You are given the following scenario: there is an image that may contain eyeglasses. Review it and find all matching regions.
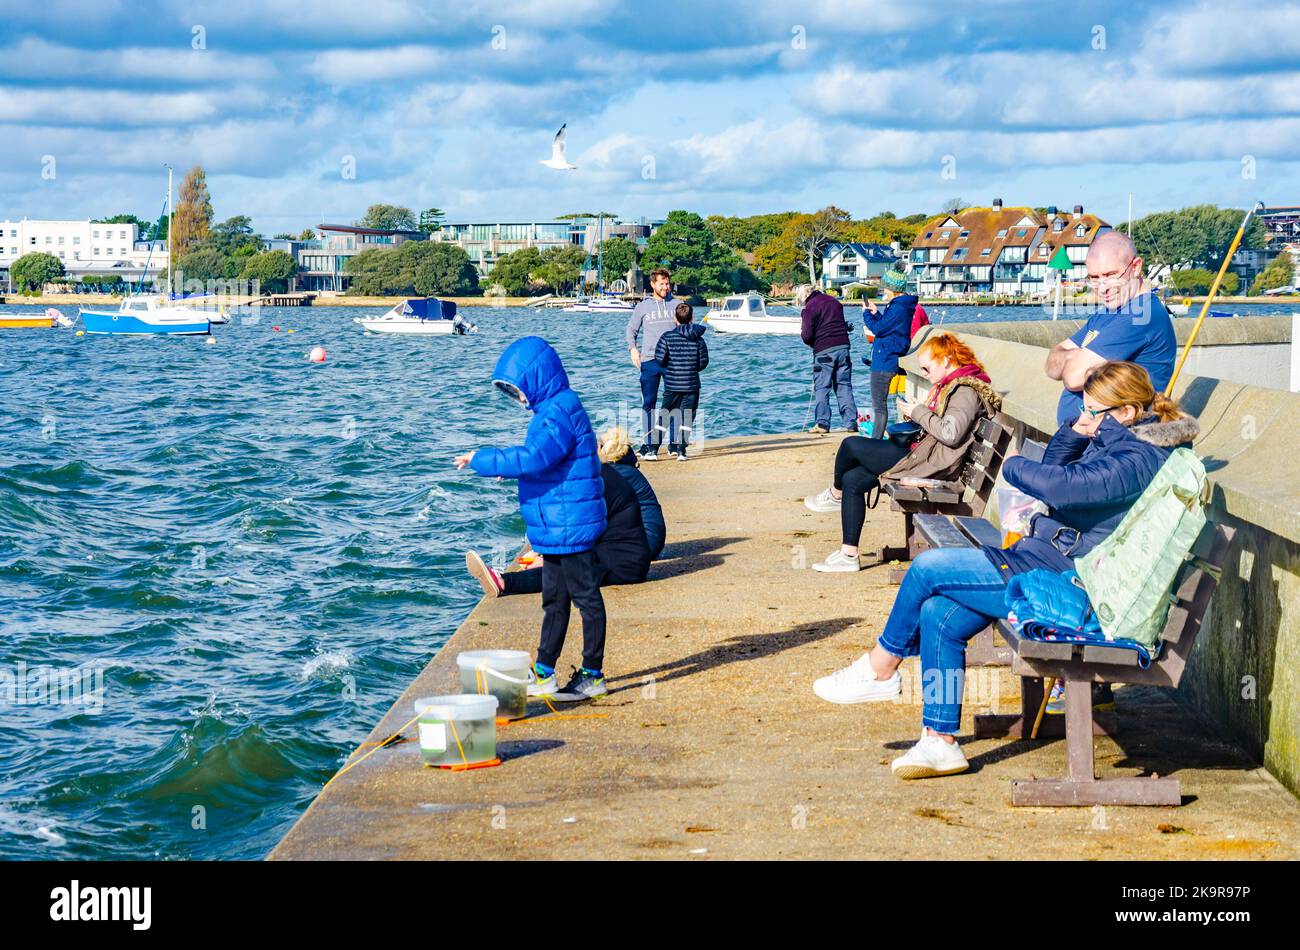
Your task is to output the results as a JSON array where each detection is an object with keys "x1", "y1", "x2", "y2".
[
  {"x1": 1086, "y1": 258, "x2": 1135, "y2": 287},
  {"x1": 1080, "y1": 405, "x2": 1116, "y2": 419}
]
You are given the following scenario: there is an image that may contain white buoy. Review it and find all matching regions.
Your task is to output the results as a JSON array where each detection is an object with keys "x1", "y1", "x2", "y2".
[{"x1": 308, "y1": 346, "x2": 326, "y2": 363}]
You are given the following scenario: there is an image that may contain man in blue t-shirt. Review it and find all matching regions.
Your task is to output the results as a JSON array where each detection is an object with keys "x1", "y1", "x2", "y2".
[{"x1": 1045, "y1": 231, "x2": 1177, "y2": 425}]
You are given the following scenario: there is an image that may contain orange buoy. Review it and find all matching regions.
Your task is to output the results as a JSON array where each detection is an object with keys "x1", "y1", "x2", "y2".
[{"x1": 308, "y1": 346, "x2": 327, "y2": 363}]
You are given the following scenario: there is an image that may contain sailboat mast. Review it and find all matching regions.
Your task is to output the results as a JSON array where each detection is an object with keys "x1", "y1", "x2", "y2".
[
  {"x1": 167, "y1": 164, "x2": 173, "y2": 297},
  {"x1": 597, "y1": 213, "x2": 604, "y2": 294}
]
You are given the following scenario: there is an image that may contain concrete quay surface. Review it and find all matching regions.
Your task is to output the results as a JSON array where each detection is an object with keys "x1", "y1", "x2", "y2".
[{"x1": 271, "y1": 432, "x2": 1300, "y2": 860}]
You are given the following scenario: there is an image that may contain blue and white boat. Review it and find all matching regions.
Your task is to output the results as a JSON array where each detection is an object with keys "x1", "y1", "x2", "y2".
[
  {"x1": 354, "y1": 298, "x2": 475, "y2": 335},
  {"x1": 77, "y1": 165, "x2": 228, "y2": 336},
  {"x1": 80, "y1": 295, "x2": 212, "y2": 335}
]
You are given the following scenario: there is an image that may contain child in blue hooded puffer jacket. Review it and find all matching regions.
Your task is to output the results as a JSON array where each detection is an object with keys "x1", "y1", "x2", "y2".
[{"x1": 454, "y1": 336, "x2": 610, "y2": 701}]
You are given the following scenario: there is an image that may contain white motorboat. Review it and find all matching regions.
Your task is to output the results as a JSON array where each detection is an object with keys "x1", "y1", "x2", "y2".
[
  {"x1": 704, "y1": 294, "x2": 801, "y2": 334},
  {"x1": 588, "y1": 295, "x2": 634, "y2": 313},
  {"x1": 561, "y1": 296, "x2": 592, "y2": 313},
  {"x1": 354, "y1": 298, "x2": 475, "y2": 335}
]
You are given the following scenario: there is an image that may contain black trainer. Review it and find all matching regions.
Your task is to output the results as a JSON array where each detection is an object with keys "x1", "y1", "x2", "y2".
[{"x1": 551, "y1": 667, "x2": 608, "y2": 703}]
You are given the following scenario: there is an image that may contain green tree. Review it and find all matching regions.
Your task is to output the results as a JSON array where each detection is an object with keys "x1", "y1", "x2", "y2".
[
  {"x1": 418, "y1": 208, "x2": 446, "y2": 233},
  {"x1": 1121, "y1": 205, "x2": 1267, "y2": 273},
  {"x1": 344, "y1": 240, "x2": 478, "y2": 295},
  {"x1": 239, "y1": 250, "x2": 298, "y2": 293},
  {"x1": 206, "y1": 215, "x2": 261, "y2": 256},
  {"x1": 487, "y1": 247, "x2": 545, "y2": 296},
  {"x1": 410, "y1": 242, "x2": 479, "y2": 296},
  {"x1": 706, "y1": 212, "x2": 796, "y2": 252},
  {"x1": 535, "y1": 245, "x2": 589, "y2": 293},
  {"x1": 596, "y1": 238, "x2": 637, "y2": 285},
  {"x1": 176, "y1": 246, "x2": 235, "y2": 283},
  {"x1": 357, "y1": 204, "x2": 417, "y2": 231},
  {"x1": 1249, "y1": 252, "x2": 1296, "y2": 295},
  {"x1": 642, "y1": 210, "x2": 757, "y2": 295},
  {"x1": 1167, "y1": 268, "x2": 1239, "y2": 296},
  {"x1": 11, "y1": 252, "x2": 64, "y2": 292}
]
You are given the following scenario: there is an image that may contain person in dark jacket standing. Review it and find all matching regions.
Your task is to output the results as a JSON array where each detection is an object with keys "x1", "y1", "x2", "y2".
[
  {"x1": 796, "y1": 283, "x2": 856, "y2": 434},
  {"x1": 466, "y1": 462, "x2": 652, "y2": 598},
  {"x1": 454, "y1": 336, "x2": 609, "y2": 703},
  {"x1": 861, "y1": 268, "x2": 917, "y2": 438},
  {"x1": 809, "y1": 361, "x2": 1198, "y2": 780},
  {"x1": 651, "y1": 302, "x2": 709, "y2": 460}
]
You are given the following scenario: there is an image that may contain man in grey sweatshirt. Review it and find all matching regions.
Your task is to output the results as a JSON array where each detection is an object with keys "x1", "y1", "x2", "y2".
[{"x1": 625, "y1": 268, "x2": 678, "y2": 458}]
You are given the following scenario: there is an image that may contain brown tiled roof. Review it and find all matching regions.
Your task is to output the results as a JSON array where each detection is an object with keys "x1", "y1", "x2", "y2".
[
  {"x1": 912, "y1": 206, "x2": 1044, "y2": 266},
  {"x1": 1039, "y1": 212, "x2": 1110, "y2": 250}
]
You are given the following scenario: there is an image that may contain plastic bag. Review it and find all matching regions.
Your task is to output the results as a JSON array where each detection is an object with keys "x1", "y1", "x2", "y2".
[{"x1": 997, "y1": 487, "x2": 1047, "y2": 535}]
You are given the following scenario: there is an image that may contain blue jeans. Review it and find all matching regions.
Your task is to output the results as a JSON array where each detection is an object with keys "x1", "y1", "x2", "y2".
[
  {"x1": 813, "y1": 345, "x2": 858, "y2": 430},
  {"x1": 877, "y1": 547, "x2": 1009, "y2": 734},
  {"x1": 638, "y1": 359, "x2": 666, "y2": 451}
]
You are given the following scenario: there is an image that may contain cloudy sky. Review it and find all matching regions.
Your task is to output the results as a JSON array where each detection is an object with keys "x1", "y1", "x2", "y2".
[{"x1": 1, "y1": 0, "x2": 1297, "y2": 233}]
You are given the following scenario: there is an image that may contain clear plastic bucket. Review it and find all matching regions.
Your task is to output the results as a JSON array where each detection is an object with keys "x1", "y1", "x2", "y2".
[
  {"x1": 413, "y1": 694, "x2": 499, "y2": 767},
  {"x1": 456, "y1": 649, "x2": 533, "y2": 721}
]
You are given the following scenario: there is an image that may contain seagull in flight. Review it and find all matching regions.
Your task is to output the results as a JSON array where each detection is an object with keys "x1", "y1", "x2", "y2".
[{"x1": 539, "y1": 124, "x2": 577, "y2": 170}]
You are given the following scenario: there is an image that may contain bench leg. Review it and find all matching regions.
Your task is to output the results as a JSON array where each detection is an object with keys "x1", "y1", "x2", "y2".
[
  {"x1": 1011, "y1": 678, "x2": 1179, "y2": 807},
  {"x1": 877, "y1": 512, "x2": 922, "y2": 584},
  {"x1": 973, "y1": 676, "x2": 1117, "y2": 739}
]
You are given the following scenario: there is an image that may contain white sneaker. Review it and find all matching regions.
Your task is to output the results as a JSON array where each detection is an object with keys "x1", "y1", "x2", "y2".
[
  {"x1": 804, "y1": 487, "x2": 841, "y2": 512},
  {"x1": 527, "y1": 669, "x2": 557, "y2": 697},
  {"x1": 811, "y1": 549, "x2": 861, "y2": 573},
  {"x1": 813, "y1": 654, "x2": 901, "y2": 704},
  {"x1": 891, "y1": 733, "x2": 969, "y2": 780}
]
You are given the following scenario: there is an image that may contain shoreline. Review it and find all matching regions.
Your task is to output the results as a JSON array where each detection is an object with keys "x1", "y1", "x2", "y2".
[{"x1": 6, "y1": 293, "x2": 1298, "y2": 310}]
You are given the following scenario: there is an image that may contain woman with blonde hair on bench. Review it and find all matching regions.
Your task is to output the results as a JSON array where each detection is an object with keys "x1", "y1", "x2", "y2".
[{"x1": 811, "y1": 360, "x2": 1199, "y2": 780}]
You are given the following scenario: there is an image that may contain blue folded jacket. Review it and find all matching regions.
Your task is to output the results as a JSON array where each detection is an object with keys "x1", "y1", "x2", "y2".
[{"x1": 1005, "y1": 568, "x2": 1156, "y2": 668}]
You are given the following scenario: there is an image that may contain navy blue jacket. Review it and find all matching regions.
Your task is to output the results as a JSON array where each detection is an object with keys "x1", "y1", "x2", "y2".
[
  {"x1": 471, "y1": 336, "x2": 606, "y2": 555},
  {"x1": 595, "y1": 464, "x2": 652, "y2": 584},
  {"x1": 863, "y1": 294, "x2": 916, "y2": 374},
  {"x1": 654, "y1": 323, "x2": 709, "y2": 393},
  {"x1": 611, "y1": 449, "x2": 666, "y2": 560},
  {"x1": 981, "y1": 412, "x2": 1199, "y2": 578}
]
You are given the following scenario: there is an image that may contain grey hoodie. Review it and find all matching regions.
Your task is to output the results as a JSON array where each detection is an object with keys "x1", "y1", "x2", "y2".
[{"x1": 626, "y1": 294, "x2": 677, "y2": 358}]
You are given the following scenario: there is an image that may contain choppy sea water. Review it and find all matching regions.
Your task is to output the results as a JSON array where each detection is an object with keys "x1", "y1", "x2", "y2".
[{"x1": 0, "y1": 300, "x2": 1295, "y2": 860}]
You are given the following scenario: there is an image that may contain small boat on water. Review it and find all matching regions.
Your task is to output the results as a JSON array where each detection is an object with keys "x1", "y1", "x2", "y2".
[
  {"x1": 353, "y1": 298, "x2": 475, "y2": 335},
  {"x1": 80, "y1": 295, "x2": 213, "y2": 335},
  {"x1": 704, "y1": 294, "x2": 801, "y2": 334},
  {"x1": 0, "y1": 308, "x2": 74, "y2": 330},
  {"x1": 562, "y1": 294, "x2": 634, "y2": 314}
]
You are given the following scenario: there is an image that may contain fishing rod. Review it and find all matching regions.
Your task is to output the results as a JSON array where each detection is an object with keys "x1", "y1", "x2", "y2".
[{"x1": 1164, "y1": 201, "x2": 1264, "y2": 396}]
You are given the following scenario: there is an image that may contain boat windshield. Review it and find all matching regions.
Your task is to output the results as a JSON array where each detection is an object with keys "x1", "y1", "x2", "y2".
[{"x1": 724, "y1": 298, "x2": 743, "y2": 311}]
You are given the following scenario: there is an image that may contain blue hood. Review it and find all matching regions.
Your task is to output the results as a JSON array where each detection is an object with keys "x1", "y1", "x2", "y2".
[{"x1": 492, "y1": 336, "x2": 569, "y2": 409}]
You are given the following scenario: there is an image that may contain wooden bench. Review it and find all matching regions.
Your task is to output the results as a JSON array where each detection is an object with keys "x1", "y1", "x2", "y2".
[
  {"x1": 974, "y1": 522, "x2": 1236, "y2": 806},
  {"x1": 876, "y1": 412, "x2": 1015, "y2": 583},
  {"x1": 904, "y1": 435, "x2": 1048, "y2": 667}
]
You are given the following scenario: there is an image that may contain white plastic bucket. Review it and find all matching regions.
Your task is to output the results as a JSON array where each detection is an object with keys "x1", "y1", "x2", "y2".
[
  {"x1": 413, "y1": 694, "x2": 499, "y2": 767},
  {"x1": 456, "y1": 649, "x2": 533, "y2": 721}
]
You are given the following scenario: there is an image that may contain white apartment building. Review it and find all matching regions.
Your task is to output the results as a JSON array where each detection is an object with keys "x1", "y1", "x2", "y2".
[{"x1": 0, "y1": 218, "x2": 169, "y2": 289}]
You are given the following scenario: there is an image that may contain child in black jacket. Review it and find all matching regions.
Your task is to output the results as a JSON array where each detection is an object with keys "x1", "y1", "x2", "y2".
[{"x1": 650, "y1": 302, "x2": 709, "y2": 460}]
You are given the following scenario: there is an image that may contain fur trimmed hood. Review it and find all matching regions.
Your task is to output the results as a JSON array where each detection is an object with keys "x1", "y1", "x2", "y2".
[
  {"x1": 1129, "y1": 411, "x2": 1200, "y2": 448},
  {"x1": 935, "y1": 375, "x2": 1003, "y2": 415}
]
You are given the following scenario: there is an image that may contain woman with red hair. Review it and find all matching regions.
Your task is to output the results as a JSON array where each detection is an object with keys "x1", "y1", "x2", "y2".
[{"x1": 804, "y1": 332, "x2": 1001, "y2": 573}]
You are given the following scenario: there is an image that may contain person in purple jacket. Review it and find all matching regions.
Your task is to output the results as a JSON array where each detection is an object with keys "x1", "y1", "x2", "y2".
[{"x1": 796, "y1": 284, "x2": 857, "y2": 434}]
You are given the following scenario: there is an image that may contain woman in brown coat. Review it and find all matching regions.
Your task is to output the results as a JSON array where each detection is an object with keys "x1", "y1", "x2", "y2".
[{"x1": 804, "y1": 333, "x2": 1001, "y2": 572}]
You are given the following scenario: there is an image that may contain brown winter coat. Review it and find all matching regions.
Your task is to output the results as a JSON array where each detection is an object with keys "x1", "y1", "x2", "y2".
[{"x1": 880, "y1": 376, "x2": 1003, "y2": 484}]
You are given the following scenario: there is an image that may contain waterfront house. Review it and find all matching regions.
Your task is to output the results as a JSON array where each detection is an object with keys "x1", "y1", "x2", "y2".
[
  {"x1": 820, "y1": 242, "x2": 898, "y2": 290},
  {"x1": 287, "y1": 223, "x2": 427, "y2": 292},
  {"x1": 431, "y1": 217, "x2": 661, "y2": 278},
  {"x1": 907, "y1": 199, "x2": 1110, "y2": 298},
  {"x1": 0, "y1": 218, "x2": 167, "y2": 292}
]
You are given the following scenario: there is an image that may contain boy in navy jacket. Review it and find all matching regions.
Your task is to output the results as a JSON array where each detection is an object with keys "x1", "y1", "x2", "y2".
[{"x1": 651, "y1": 303, "x2": 709, "y2": 460}]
